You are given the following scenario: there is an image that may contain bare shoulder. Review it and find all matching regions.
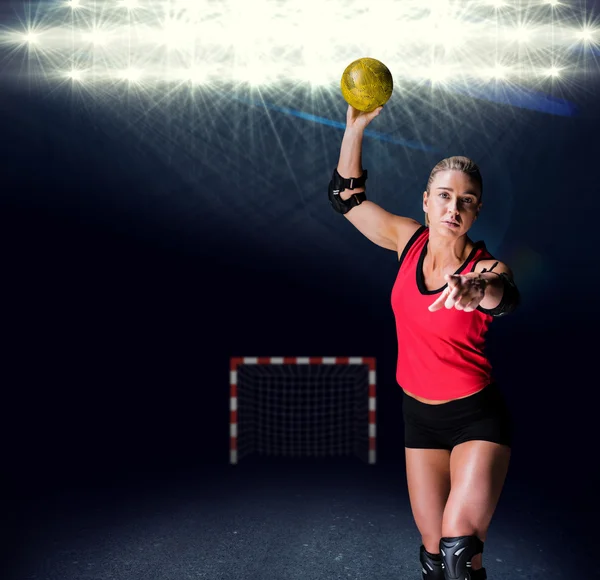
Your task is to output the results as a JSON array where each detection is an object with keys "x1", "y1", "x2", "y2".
[
  {"x1": 473, "y1": 258, "x2": 514, "y2": 278},
  {"x1": 391, "y1": 216, "x2": 423, "y2": 259}
]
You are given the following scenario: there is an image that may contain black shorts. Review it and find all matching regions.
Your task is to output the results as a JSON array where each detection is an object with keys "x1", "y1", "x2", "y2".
[{"x1": 403, "y1": 383, "x2": 513, "y2": 450}]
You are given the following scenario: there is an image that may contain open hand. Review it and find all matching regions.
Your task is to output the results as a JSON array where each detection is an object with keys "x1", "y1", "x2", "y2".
[
  {"x1": 346, "y1": 104, "x2": 383, "y2": 131},
  {"x1": 428, "y1": 273, "x2": 487, "y2": 313}
]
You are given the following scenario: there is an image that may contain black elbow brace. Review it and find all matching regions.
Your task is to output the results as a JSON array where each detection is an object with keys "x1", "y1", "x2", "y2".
[
  {"x1": 328, "y1": 168, "x2": 368, "y2": 214},
  {"x1": 478, "y1": 272, "x2": 520, "y2": 317}
]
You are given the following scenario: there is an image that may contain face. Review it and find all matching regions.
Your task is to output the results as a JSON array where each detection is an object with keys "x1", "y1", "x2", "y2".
[{"x1": 423, "y1": 170, "x2": 482, "y2": 235}]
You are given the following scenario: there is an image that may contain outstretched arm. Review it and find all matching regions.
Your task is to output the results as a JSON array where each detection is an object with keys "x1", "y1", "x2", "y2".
[{"x1": 428, "y1": 260, "x2": 520, "y2": 316}]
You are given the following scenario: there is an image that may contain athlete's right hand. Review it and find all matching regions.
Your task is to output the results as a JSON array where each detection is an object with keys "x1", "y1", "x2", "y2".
[{"x1": 346, "y1": 104, "x2": 384, "y2": 132}]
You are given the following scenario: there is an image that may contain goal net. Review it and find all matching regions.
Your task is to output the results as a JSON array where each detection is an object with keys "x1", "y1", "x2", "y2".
[{"x1": 230, "y1": 357, "x2": 376, "y2": 465}]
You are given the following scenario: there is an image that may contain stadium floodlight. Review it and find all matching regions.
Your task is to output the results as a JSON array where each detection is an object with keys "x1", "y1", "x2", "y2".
[
  {"x1": 230, "y1": 357, "x2": 376, "y2": 465},
  {"x1": 0, "y1": 0, "x2": 596, "y2": 93}
]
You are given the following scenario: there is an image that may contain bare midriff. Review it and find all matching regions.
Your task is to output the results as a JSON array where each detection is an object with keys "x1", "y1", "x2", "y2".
[{"x1": 403, "y1": 388, "x2": 484, "y2": 405}]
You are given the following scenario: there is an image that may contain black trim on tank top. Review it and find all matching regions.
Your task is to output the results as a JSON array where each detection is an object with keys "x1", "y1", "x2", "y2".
[
  {"x1": 469, "y1": 254, "x2": 496, "y2": 273},
  {"x1": 417, "y1": 239, "x2": 485, "y2": 295},
  {"x1": 398, "y1": 225, "x2": 427, "y2": 269}
]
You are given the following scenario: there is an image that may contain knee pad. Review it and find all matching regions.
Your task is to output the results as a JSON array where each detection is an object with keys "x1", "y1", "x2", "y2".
[
  {"x1": 439, "y1": 536, "x2": 486, "y2": 580},
  {"x1": 419, "y1": 545, "x2": 445, "y2": 580}
]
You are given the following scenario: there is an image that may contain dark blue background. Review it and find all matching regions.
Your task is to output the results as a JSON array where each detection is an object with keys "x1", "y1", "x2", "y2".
[{"x1": 2, "y1": 39, "x2": 599, "y2": 577}]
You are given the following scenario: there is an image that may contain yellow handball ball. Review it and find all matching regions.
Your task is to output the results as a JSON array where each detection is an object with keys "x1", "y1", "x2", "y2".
[{"x1": 340, "y1": 57, "x2": 394, "y2": 113}]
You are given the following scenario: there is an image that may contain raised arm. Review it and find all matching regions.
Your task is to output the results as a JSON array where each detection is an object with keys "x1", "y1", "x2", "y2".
[{"x1": 330, "y1": 105, "x2": 422, "y2": 256}]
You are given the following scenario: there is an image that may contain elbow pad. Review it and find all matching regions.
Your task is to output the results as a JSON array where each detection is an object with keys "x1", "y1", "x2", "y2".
[
  {"x1": 478, "y1": 272, "x2": 520, "y2": 317},
  {"x1": 328, "y1": 168, "x2": 368, "y2": 215}
]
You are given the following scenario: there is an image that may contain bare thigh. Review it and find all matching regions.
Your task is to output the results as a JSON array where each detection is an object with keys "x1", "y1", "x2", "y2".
[
  {"x1": 405, "y1": 447, "x2": 451, "y2": 553},
  {"x1": 443, "y1": 440, "x2": 511, "y2": 538}
]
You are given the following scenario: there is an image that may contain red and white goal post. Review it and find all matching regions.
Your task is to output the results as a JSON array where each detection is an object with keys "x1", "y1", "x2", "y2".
[{"x1": 229, "y1": 357, "x2": 376, "y2": 465}]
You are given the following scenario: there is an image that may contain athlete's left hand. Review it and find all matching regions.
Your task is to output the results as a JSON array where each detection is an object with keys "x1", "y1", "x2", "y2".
[{"x1": 428, "y1": 273, "x2": 487, "y2": 313}]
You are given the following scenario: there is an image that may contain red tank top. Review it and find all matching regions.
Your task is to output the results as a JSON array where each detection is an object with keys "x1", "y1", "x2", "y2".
[{"x1": 391, "y1": 226, "x2": 494, "y2": 400}]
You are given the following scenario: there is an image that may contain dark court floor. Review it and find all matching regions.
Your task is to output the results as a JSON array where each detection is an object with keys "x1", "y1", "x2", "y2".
[{"x1": 6, "y1": 458, "x2": 597, "y2": 580}]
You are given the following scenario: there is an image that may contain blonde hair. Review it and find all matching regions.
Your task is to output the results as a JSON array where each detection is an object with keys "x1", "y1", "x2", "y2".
[{"x1": 424, "y1": 156, "x2": 483, "y2": 226}]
